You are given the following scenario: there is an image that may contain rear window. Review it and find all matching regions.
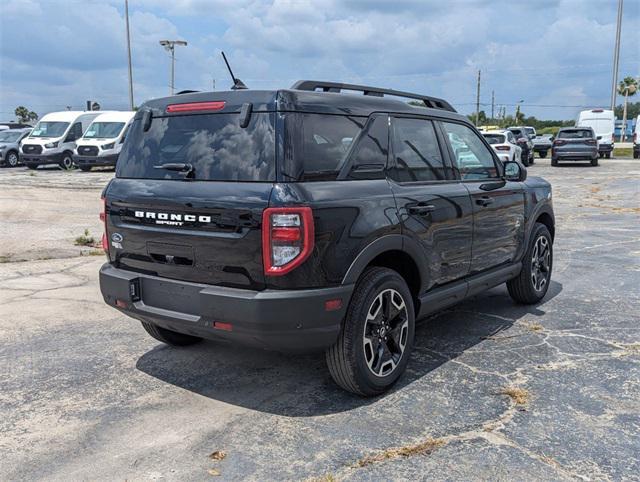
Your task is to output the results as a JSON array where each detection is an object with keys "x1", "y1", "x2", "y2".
[
  {"x1": 117, "y1": 113, "x2": 275, "y2": 181},
  {"x1": 483, "y1": 134, "x2": 505, "y2": 145},
  {"x1": 558, "y1": 129, "x2": 593, "y2": 139}
]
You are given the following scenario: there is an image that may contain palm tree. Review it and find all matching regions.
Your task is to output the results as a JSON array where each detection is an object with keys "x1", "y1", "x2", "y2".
[{"x1": 617, "y1": 76, "x2": 638, "y2": 142}]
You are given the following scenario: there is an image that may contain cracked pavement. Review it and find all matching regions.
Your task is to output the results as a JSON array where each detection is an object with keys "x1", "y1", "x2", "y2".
[{"x1": 1, "y1": 159, "x2": 638, "y2": 481}]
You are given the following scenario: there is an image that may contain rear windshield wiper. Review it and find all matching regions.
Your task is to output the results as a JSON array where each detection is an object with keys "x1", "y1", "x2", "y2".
[{"x1": 153, "y1": 163, "x2": 195, "y2": 179}]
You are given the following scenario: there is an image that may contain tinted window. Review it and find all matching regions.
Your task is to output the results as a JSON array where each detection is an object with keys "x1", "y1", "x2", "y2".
[
  {"x1": 483, "y1": 134, "x2": 505, "y2": 145},
  {"x1": 343, "y1": 115, "x2": 388, "y2": 180},
  {"x1": 117, "y1": 113, "x2": 275, "y2": 181},
  {"x1": 282, "y1": 114, "x2": 365, "y2": 181},
  {"x1": 65, "y1": 122, "x2": 83, "y2": 142},
  {"x1": 524, "y1": 127, "x2": 535, "y2": 137},
  {"x1": 390, "y1": 117, "x2": 448, "y2": 182},
  {"x1": 441, "y1": 122, "x2": 499, "y2": 180},
  {"x1": 558, "y1": 129, "x2": 593, "y2": 139}
]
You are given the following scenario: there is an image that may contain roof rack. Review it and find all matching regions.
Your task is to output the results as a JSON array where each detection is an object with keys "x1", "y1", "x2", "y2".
[{"x1": 291, "y1": 80, "x2": 456, "y2": 113}]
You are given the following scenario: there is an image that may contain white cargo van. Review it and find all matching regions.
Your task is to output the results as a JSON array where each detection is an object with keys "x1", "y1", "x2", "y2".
[
  {"x1": 20, "y1": 111, "x2": 101, "y2": 169},
  {"x1": 634, "y1": 115, "x2": 639, "y2": 159},
  {"x1": 576, "y1": 109, "x2": 615, "y2": 158},
  {"x1": 73, "y1": 111, "x2": 135, "y2": 171}
]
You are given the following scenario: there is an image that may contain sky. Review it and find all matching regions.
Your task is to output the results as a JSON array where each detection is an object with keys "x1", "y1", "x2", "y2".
[{"x1": 0, "y1": 0, "x2": 638, "y2": 121}]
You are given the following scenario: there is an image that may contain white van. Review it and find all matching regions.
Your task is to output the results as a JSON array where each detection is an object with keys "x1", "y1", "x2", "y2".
[
  {"x1": 576, "y1": 109, "x2": 615, "y2": 158},
  {"x1": 73, "y1": 111, "x2": 135, "y2": 171},
  {"x1": 634, "y1": 115, "x2": 639, "y2": 159},
  {"x1": 20, "y1": 111, "x2": 101, "y2": 169}
]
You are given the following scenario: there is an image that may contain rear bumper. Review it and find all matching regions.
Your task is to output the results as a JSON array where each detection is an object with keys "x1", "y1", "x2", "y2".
[
  {"x1": 552, "y1": 149, "x2": 598, "y2": 160},
  {"x1": 74, "y1": 153, "x2": 118, "y2": 167},
  {"x1": 598, "y1": 143, "x2": 613, "y2": 154},
  {"x1": 21, "y1": 151, "x2": 63, "y2": 165},
  {"x1": 99, "y1": 263, "x2": 353, "y2": 353}
]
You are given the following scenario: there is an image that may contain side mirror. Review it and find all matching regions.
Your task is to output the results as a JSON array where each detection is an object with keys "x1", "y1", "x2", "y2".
[
  {"x1": 504, "y1": 160, "x2": 527, "y2": 182},
  {"x1": 550, "y1": 136, "x2": 555, "y2": 142},
  {"x1": 596, "y1": 136, "x2": 602, "y2": 140}
]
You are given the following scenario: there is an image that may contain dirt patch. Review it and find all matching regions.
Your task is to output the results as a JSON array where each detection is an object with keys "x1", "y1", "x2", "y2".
[
  {"x1": 498, "y1": 386, "x2": 530, "y2": 406},
  {"x1": 353, "y1": 437, "x2": 446, "y2": 468}
]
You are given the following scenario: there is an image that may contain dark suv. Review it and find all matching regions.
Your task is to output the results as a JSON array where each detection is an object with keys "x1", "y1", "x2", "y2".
[{"x1": 99, "y1": 81, "x2": 555, "y2": 396}]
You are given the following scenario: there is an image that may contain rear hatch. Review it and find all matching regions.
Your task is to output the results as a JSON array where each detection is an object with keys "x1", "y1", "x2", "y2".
[
  {"x1": 556, "y1": 129, "x2": 596, "y2": 150},
  {"x1": 105, "y1": 93, "x2": 277, "y2": 289}
]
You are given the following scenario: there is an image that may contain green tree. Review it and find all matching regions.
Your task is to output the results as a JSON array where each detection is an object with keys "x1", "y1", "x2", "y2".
[
  {"x1": 615, "y1": 101, "x2": 640, "y2": 120},
  {"x1": 617, "y1": 76, "x2": 638, "y2": 141},
  {"x1": 14, "y1": 106, "x2": 38, "y2": 124}
]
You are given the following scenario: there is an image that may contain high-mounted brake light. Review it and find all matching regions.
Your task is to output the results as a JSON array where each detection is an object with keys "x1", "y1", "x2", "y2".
[
  {"x1": 100, "y1": 196, "x2": 109, "y2": 254},
  {"x1": 262, "y1": 207, "x2": 314, "y2": 276},
  {"x1": 591, "y1": 109, "x2": 604, "y2": 113},
  {"x1": 166, "y1": 101, "x2": 226, "y2": 113}
]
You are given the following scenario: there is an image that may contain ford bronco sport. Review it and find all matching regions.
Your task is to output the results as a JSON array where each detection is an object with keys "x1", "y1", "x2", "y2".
[{"x1": 99, "y1": 81, "x2": 555, "y2": 396}]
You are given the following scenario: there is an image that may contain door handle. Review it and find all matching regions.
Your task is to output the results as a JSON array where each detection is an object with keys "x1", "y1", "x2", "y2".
[
  {"x1": 408, "y1": 204, "x2": 436, "y2": 215},
  {"x1": 476, "y1": 196, "x2": 494, "y2": 207}
]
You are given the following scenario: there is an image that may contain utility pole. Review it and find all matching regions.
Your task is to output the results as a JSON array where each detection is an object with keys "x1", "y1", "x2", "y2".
[
  {"x1": 491, "y1": 90, "x2": 495, "y2": 121},
  {"x1": 159, "y1": 40, "x2": 188, "y2": 95},
  {"x1": 475, "y1": 69, "x2": 481, "y2": 126},
  {"x1": 125, "y1": 0, "x2": 134, "y2": 110},
  {"x1": 610, "y1": 0, "x2": 623, "y2": 111}
]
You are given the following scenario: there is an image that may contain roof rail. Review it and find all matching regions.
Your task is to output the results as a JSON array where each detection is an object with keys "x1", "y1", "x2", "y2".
[{"x1": 291, "y1": 80, "x2": 456, "y2": 112}]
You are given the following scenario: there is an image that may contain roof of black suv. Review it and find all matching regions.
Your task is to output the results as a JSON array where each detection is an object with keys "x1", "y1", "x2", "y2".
[{"x1": 140, "y1": 80, "x2": 466, "y2": 121}]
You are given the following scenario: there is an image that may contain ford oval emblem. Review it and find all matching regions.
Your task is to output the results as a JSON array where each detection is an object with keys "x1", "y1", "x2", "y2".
[{"x1": 111, "y1": 233, "x2": 123, "y2": 243}]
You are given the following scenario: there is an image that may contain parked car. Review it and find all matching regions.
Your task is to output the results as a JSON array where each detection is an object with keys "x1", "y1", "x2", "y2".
[
  {"x1": 0, "y1": 122, "x2": 32, "y2": 131},
  {"x1": 74, "y1": 111, "x2": 135, "y2": 171},
  {"x1": 633, "y1": 115, "x2": 639, "y2": 159},
  {"x1": 577, "y1": 109, "x2": 615, "y2": 158},
  {"x1": 533, "y1": 134, "x2": 553, "y2": 158},
  {"x1": 482, "y1": 130, "x2": 522, "y2": 163},
  {"x1": 20, "y1": 111, "x2": 101, "y2": 170},
  {"x1": 99, "y1": 80, "x2": 555, "y2": 396},
  {"x1": 0, "y1": 128, "x2": 32, "y2": 167},
  {"x1": 522, "y1": 126, "x2": 537, "y2": 139},
  {"x1": 551, "y1": 127, "x2": 599, "y2": 166},
  {"x1": 507, "y1": 127, "x2": 534, "y2": 165}
]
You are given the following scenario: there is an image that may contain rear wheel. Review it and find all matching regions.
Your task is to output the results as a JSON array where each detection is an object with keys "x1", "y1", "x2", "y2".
[
  {"x1": 59, "y1": 152, "x2": 74, "y2": 170},
  {"x1": 591, "y1": 158, "x2": 599, "y2": 166},
  {"x1": 507, "y1": 223, "x2": 552, "y2": 304},
  {"x1": 605, "y1": 152, "x2": 611, "y2": 159},
  {"x1": 79, "y1": 165, "x2": 92, "y2": 172},
  {"x1": 634, "y1": 151, "x2": 639, "y2": 159},
  {"x1": 539, "y1": 151, "x2": 547, "y2": 159},
  {"x1": 326, "y1": 267, "x2": 415, "y2": 396},
  {"x1": 6, "y1": 151, "x2": 19, "y2": 167},
  {"x1": 551, "y1": 157, "x2": 558, "y2": 166},
  {"x1": 141, "y1": 321, "x2": 202, "y2": 346}
]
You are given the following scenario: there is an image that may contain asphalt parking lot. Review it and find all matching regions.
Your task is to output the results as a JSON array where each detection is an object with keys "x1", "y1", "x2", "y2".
[{"x1": 1, "y1": 159, "x2": 639, "y2": 481}]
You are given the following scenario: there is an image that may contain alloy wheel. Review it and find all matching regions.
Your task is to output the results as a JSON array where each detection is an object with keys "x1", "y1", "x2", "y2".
[
  {"x1": 362, "y1": 288, "x2": 409, "y2": 377},
  {"x1": 531, "y1": 236, "x2": 551, "y2": 292},
  {"x1": 8, "y1": 152, "x2": 19, "y2": 167}
]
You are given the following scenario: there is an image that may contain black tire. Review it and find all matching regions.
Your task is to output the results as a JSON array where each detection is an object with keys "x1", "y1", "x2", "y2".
[
  {"x1": 26, "y1": 163, "x2": 39, "y2": 170},
  {"x1": 79, "y1": 165, "x2": 92, "y2": 172},
  {"x1": 551, "y1": 158, "x2": 558, "y2": 166},
  {"x1": 599, "y1": 152, "x2": 604, "y2": 159},
  {"x1": 591, "y1": 158, "x2": 598, "y2": 166},
  {"x1": 539, "y1": 151, "x2": 547, "y2": 159},
  {"x1": 605, "y1": 152, "x2": 611, "y2": 159},
  {"x1": 326, "y1": 267, "x2": 415, "y2": 397},
  {"x1": 5, "y1": 150, "x2": 20, "y2": 167},
  {"x1": 59, "y1": 152, "x2": 74, "y2": 170},
  {"x1": 634, "y1": 151, "x2": 639, "y2": 159},
  {"x1": 507, "y1": 223, "x2": 553, "y2": 304},
  {"x1": 141, "y1": 321, "x2": 202, "y2": 346}
]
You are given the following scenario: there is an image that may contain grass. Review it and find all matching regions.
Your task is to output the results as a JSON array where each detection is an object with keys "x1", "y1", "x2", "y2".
[
  {"x1": 499, "y1": 386, "x2": 530, "y2": 406},
  {"x1": 0, "y1": 255, "x2": 10, "y2": 263},
  {"x1": 613, "y1": 147, "x2": 633, "y2": 158},
  {"x1": 74, "y1": 229, "x2": 96, "y2": 247},
  {"x1": 353, "y1": 438, "x2": 446, "y2": 468}
]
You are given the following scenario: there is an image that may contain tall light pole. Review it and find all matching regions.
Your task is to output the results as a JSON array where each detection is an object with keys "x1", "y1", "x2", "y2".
[
  {"x1": 159, "y1": 40, "x2": 187, "y2": 95},
  {"x1": 610, "y1": 0, "x2": 623, "y2": 111},
  {"x1": 514, "y1": 100, "x2": 524, "y2": 126},
  {"x1": 125, "y1": 0, "x2": 134, "y2": 110}
]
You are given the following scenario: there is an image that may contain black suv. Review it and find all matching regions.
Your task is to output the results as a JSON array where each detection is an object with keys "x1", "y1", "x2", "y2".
[{"x1": 99, "y1": 81, "x2": 555, "y2": 396}]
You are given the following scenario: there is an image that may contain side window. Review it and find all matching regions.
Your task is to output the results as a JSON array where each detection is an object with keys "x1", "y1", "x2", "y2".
[
  {"x1": 390, "y1": 117, "x2": 449, "y2": 182},
  {"x1": 120, "y1": 124, "x2": 130, "y2": 144},
  {"x1": 441, "y1": 122, "x2": 499, "y2": 180},
  {"x1": 344, "y1": 115, "x2": 388, "y2": 180},
  {"x1": 65, "y1": 122, "x2": 83, "y2": 142}
]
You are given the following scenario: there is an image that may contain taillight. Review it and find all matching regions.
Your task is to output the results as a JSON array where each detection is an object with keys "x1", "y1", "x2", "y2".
[
  {"x1": 585, "y1": 139, "x2": 596, "y2": 145},
  {"x1": 166, "y1": 101, "x2": 225, "y2": 113},
  {"x1": 100, "y1": 196, "x2": 109, "y2": 254},
  {"x1": 634, "y1": 133, "x2": 637, "y2": 143},
  {"x1": 262, "y1": 207, "x2": 314, "y2": 276},
  {"x1": 553, "y1": 140, "x2": 566, "y2": 146},
  {"x1": 495, "y1": 145, "x2": 510, "y2": 151}
]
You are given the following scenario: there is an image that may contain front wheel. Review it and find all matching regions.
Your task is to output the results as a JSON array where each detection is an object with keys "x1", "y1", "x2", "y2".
[
  {"x1": 539, "y1": 151, "x2": 547, "y2": 159},
  {"x1": 551, "y1": 158, "x2": 558, "y2": 166},
  {"x1": 59, "y1": 152, "x2": 74, "y2": 170},
  {"x1": 507, "y1": 223, "x2": 553, "y2": 304},
  {"x1": 591, "y1": 158, "x2": 599, "y2": 166},
  {"x1": 6, "y1": 151, "x2": 20, "y2": 167},
  {"x1": 326, "y1": 267, "x2": 415, "y2": 396}
]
